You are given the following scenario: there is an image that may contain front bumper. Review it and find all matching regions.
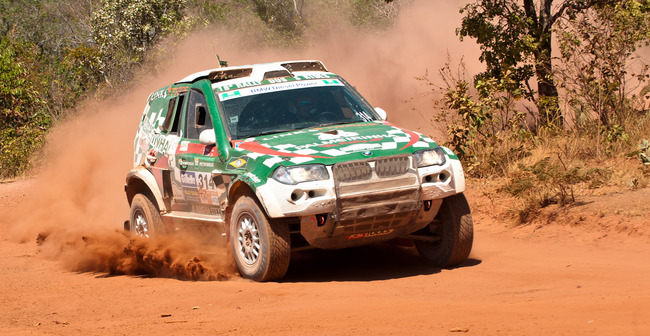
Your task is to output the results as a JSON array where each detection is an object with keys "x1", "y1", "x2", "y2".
[{"x1": 255, "y1": 151, "x2": 465, "y2": 249}]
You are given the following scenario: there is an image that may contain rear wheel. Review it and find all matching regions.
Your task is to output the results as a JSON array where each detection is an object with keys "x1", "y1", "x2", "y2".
[
  {"x1": 229, "y1": 196, "x2": 290, "y2": 281},
  {"x1": 415, "y1": 193, "x2": 473, "y2": 267},
  {"x1": 129, "y1": 194, "x2": 165, "y2": 238}
]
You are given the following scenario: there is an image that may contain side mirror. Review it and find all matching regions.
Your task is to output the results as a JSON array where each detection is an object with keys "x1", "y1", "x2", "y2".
[
  {"x1": 374, "y1": 107, "x2": 388, "y2": 121},
  {"x1": 199, "y1": 129, "x2": 216, "y2": 146}
]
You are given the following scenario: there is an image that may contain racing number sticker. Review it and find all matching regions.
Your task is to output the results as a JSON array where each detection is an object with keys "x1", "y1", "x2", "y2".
[{"x1": 197, "y1": 173, "x2": 216, "y2": 191}]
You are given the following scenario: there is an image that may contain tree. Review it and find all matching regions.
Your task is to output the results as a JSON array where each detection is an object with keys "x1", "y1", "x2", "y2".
[
  {"x1": 350, "y1": 0, "x2": 408, "y2": 28},
  {"x1": 458, "y1": 0, "x2": 611, "y2": 129},
  {"x1": 252, "y1": 0, "x2": 304, "y2": 36},
  {"x1": 0, "y1": 36, "x2": 50, "y2": 178},
  {"x1": 91, "y1": 0, "x2": 186, "y2": 82},
  {"x1": 556, "y1": 0, "x2": 650, "y2": 127}
]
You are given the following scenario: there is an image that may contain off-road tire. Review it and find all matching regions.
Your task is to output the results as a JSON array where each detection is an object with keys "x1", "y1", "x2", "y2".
[
  {"x1": 129, "y1": 194, "x2": 166, "y2": 238},
  {"x1": 229, "y1": 196, "x2": 290, "y2": 281},
  {"x1": 415, "y1": 193, "x2": 473, "y2": 268}
]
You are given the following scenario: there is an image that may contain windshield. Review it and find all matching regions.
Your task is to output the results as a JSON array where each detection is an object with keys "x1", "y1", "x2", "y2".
[{"x1": 214, "y1": 78, "x2": 379, "y2": 139}]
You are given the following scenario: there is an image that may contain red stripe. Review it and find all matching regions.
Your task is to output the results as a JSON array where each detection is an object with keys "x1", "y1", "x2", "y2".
[
  {"x1": 176, "y1": 142, "x2": 218, "y2": 157},
  {"x1": 238, "y1": 141, "x2": 330, "y2": 158},
  {"x1": 382, "y1": 121, "x2": 420, "y2": 150}
]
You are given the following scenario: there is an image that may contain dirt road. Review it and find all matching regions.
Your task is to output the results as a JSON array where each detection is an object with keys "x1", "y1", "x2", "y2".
[{"x1": 1, "y1": 179, "x2": 648, "y2": 336}]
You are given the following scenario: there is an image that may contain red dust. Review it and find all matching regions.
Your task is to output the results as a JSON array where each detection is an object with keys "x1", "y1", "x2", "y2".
[
  {"x1": 37, "y1": 230, "x2": 234, "y2": 281},
  {"x1": 8, "y1": 0, "x2": 480, "y2": 281},
  {"x1": 0, "y1": 2, "x2": 649, "y2": 334}
]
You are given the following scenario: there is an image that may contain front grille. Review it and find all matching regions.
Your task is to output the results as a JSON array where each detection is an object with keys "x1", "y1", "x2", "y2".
[
  {"x1": 333, "y1": 154, "x2": 421, "y2": 221},
  {"x1": 375, "y1": 156, "x2": 410, "y2": 178},
  {"x1": 333, "y1": 161, "x2": 371, "y2": 182}
]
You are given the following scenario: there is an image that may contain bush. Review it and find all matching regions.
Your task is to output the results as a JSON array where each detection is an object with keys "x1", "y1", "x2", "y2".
[{"x1": 0, "y1": 36, "x2": 51, "y2": 179}]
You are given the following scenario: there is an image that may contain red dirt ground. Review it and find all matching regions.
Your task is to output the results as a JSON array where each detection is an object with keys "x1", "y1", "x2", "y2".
[
  {"x1": 1, "y1": 178, "x2": 648, "y2": 335},
  {"x1": 1, "y1": 2, "x2": 648, "y2": 333}
]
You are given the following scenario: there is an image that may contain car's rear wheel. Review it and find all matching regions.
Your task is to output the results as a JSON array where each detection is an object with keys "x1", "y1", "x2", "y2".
[
  {"x1": 415, "y1": 193, "x2": 473, "y2": 267},
  {"x1": 229, "y1": 195, "x2": 290, "y2": 281},
  {"x1": 129, "y1": 194, "x2": 165, "y2": 238}
]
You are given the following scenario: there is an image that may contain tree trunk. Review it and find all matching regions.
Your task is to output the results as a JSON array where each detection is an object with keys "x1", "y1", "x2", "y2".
[
  {"x1": 535, "y1": 0, "x2": 563, "y2": 129},
  {"x1": 535, "y1": 39, "x2": 562, "y2": 129}
]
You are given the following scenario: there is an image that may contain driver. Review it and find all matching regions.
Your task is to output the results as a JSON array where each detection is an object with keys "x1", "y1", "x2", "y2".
[{"x1": 292, "y1": 96, "x2": 318, "y2": 122}]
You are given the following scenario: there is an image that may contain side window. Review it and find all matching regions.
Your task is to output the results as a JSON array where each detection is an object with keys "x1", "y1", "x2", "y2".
[
  {"x1": 170, "y1": 93, "x2": 185, "y2": 134},
  {"x1": 184, "y1": 89, "x2": 212, "y2": 140},
  {"x1": 161, "y1": 97, "x2": 177, "y2": 132}
]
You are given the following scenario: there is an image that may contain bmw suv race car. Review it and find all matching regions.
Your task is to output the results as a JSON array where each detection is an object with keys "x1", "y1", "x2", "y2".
[{"x1": 124, "y1": 60, "x2": 474, "y2": 281}]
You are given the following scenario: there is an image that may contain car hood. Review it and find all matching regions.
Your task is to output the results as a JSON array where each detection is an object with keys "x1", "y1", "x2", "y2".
[{"x1": 227, "y1": 121, "x2": 442, "y2": 179}]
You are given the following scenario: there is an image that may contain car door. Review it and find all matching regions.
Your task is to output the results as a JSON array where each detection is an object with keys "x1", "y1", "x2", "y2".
[
  {"x1": 173, "y1": 88, "x2": 226, "y2": 217},
  {"x1": 160, "y1": 90, "x2": 186, "y2": 207}
]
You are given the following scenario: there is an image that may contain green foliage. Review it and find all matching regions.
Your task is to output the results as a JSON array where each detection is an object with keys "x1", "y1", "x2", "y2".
[
  {"x1": 186, "y1": 0, "x2": 231, "y2": 24},
  {"x1": 457, "y1": 0, "x2": 611, "y2": 129},
  {"x1": 435, "y1": 61, "x2": 531, "y2": 177},
  {"x1": 556, "y1": 0, "x2": 650, "y2": 128},
  {"x1": 457, "y1": 1, "x2": 535, "y2": 100},
  {"x1": 253, "y1": 0, "x2": 304, "y2": 36},
  {"x1": 0, "y1": 0, "x2": 412, "y2": 178},
  {"x1": 600, "y1": 124, "x2": 630, "y2": 151},
  {"x1": 639, "y1": 139, "x2": 650, "y2": 166},
  {"x1": 349, "y1": 0, "x2": 404, "y2": 29},
  {"x1": 48, "y1": 45, "x2": 104, "y2": 115},
  {"x1": 0, "y1": 117, "x2": 51, "y2": 179},
  {"x1": 0, "y1": 36, "x2": 51, "y2": 179},
  {"x1": 91, "y1": 0, "x2": 186, "y2": 81}
]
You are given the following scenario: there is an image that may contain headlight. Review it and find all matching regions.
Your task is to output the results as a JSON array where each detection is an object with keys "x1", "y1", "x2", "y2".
[
  {"x1": 272, "y1": 164, "x2": 329, "y2": 184},
  {"x1": 414, "y1": 147, "x2": 446, "y2": 167}
]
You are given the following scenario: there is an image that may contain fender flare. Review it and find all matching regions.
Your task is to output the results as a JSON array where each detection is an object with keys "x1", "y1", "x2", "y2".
[
  {"x1": 444, "y1": 146, "x2": 466, "y2": 194},
  {"x1": 226, "y1": 176, "x2": 274, "y2": 216},
  {"x1": 125, "y1": 166, "x2": 167, "y2": 212}
]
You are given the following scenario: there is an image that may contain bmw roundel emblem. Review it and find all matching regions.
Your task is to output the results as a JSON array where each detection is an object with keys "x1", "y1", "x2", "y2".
[{"x1": 362, "y1": 150, "x2": 372, "y2": 156}]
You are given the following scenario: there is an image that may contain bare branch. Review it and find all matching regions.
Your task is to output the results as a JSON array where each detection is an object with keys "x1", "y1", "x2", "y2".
[
  {"x1": 292, "y1": 0, "x2": 304, "y2": 23},
  {"x1": 551, "y1": 0, "x2": 611, "y2": 25}
]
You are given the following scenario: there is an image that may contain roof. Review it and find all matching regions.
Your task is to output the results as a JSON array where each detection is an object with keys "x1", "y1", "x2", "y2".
[{"x1": 175, "y1": 60, "x2": 329, "y2": 85}]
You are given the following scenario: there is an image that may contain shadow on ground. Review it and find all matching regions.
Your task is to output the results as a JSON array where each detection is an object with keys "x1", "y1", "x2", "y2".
[{"x1": 282, "y1": 244, "x2": 481, "y2": 282}]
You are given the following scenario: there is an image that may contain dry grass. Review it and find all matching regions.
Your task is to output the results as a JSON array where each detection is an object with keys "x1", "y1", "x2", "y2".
[{"x1": 468, "y1": 113, "x2": 650, "y2": 224}]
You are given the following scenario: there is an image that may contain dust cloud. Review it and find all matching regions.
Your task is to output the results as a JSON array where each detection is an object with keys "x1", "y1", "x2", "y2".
[
  {"x1": 8, "y1": 0, "x2": 479, "y2": 281},
  {"x1": 38, "y1": 230, "x2": 234, "y2": 281}
]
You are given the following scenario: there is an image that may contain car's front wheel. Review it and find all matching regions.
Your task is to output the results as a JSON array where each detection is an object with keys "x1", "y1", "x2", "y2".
[
  {"x1": 415, "y1": 193, "x2": 474, "y2": 267},
  {"x1": 129, "y1": 194, "x2": 165, "y2": 238},
  {"x1": 229, "y1": 195, "x2": 290, "y2": 281}
]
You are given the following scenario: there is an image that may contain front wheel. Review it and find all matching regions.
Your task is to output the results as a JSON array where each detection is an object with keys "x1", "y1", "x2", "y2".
[
  {"x1": 415, "y1": 193, "x2": 474, "y2": 268},
  {"x1": 129, "y1": 194, "x2": 165, "y2": 238},
  {"x1": 229, "y1": 196, "x2": 290, "y2": 281}
]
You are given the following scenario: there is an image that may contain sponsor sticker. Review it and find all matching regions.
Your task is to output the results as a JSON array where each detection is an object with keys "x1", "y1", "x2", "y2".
[
  {"x1": 245, "y1": 172, "x2": 261, "y2": 183},
  {"x1": 180, "y1": 171, "x2": 197, "y2": 188},
  {"x1": 148, "y1": 88, "x2": 168, "y2": 102},
  {"x1": 346, "y1": 229, "x2": 394, "y2": 240},
  {"x1": 191, "y1": 204, "x2": 223, "y2": 216},
  {"x1": 179, "y1": 141, "x2": 190, "y2": 152},
  {"x1": 217, "y1": 79, "x2": 344, "y2": 101},
  {"x1": 340, "y1": 143, "x2": 381, "y2": 153},
  {"x1": 228, "y1": 158, "x2": 247, "y2": 169}
]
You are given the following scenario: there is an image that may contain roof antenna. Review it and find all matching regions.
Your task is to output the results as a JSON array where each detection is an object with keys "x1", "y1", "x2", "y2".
[{"x1": 216, "y1": 54, "x2": 228, "y2": 68}]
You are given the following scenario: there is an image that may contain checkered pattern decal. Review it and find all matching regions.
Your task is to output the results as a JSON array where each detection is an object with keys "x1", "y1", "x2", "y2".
[
  {"x1": 232, "y1": 122, "x2": 439, "y2": 168},
  {"x1": 213, "y1": 174, "x2": 232, "y2": 206}
]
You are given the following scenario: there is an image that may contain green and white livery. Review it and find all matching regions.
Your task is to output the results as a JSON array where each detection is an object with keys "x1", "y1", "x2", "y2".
[{"x1": 125, "y1": 60, "x2": 474, "y2": 281}]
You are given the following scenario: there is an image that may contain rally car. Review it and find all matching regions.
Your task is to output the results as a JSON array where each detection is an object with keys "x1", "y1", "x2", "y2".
[{"x1": 124, "y1": 60, "x2": 474, "y2": 281}]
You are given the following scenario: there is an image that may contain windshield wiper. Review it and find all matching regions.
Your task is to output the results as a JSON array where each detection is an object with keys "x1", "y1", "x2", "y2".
[
  {"x1": 247, "y1": 128, "x2": 296, "y2": 138},
  {"x1": 317, "y1": 120, "x2": 362, "y2": 128}
]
